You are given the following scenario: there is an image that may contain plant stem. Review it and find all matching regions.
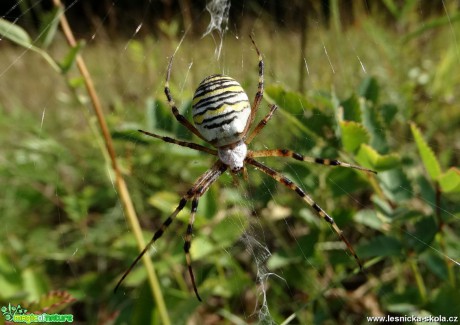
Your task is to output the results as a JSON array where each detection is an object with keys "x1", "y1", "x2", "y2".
[
  {"x1": 52, "y1": 1, "x2": 171, "y2": 324},
  {"x1": 434, "y1": 182, "x2": 456, "y2": 287},
  {"x1": 409, "y1": 258, "x2": 427, "y2": 303}
]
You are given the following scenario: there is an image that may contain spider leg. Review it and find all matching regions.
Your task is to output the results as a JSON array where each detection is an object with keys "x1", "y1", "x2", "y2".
[
  {"x1": 242, "y1": 35, "x2": 264, "y2": 136},
  {"x1": 245, "y1": 104, "x2": 278, "y2": 144},
  {"x1": 165, "y1": 56, "x2": 208, "y2": 142},
  {"x1": 115, "y1": 161, "x2": 227, "y2": 299},
  {"x1": 183, "y1": 162, "x2": 227, "y2": 301},
  {"x1": 138, "y1": 129, "x2": 217, "y2": 156},
  {"x1": 246, "y1": 157, "x2": 363, "y2": 270},
  {"x1": 248, "y1": 149, "x2": 377, "y2": 174},
  {"x1": 184, "y1": 198, "x2": 201, "y2": 300},
  {"x1": 114, "y1": 198, "x2": 188, "y2": 294}
]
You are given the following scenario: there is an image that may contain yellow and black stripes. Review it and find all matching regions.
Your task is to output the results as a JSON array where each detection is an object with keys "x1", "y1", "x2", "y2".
[
  {"x1": 192, "y1": 75, "x2": 251, "y2": 147},
  {"x1": 246, "y1": 157, "x2": 363, "y2": 270}
]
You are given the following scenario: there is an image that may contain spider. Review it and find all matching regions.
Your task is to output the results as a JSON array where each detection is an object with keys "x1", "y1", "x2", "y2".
[{"x1": 115, "y1": 36, "x2": 376, "y2": 301}]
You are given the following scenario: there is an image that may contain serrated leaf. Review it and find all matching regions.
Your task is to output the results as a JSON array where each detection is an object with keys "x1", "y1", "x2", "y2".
[
  {"x1": 26, "y1": 291, "x2": 76, "y2": 314},
  {"x1": 438, "y1": 167, "x2": 460, "y2": 193},
  {"x1": 0, "y1": 18, "x2": 32, "y2": 47},
  {"x1": 410, "y1": 122, "x2": 442, "y2": 180},
  {"x1": 339, "y1": 121, "x2": 370, "y2": 153},
  {"x1": 356, "y1": 144, "x2": 400, "y2": 171}
]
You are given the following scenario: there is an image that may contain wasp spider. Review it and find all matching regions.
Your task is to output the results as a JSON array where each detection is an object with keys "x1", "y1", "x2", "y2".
[{"x1": 115, "y1": 36, "x2": 376, "y2": 301}]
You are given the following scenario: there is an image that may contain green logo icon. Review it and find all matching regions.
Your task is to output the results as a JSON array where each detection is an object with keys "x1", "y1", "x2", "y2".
[
  {"x1": 1, "y1": 303, "x2": 74, "y2": 323},
  {"x1": 1, "y1": 304, "x2": 28, "y2": 321}
]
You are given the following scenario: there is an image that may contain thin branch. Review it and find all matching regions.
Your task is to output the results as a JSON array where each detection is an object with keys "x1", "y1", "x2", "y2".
[{"x1": 51, "y1": 1, "x2": 171, "y2": 323}]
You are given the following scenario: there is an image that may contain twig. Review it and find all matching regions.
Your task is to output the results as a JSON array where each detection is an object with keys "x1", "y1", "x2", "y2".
[{"x1": 51, "y1": 1, "x2": 171, "y2": 323}]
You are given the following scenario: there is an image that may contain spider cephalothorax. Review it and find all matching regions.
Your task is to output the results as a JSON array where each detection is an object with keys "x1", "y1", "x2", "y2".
[{"x1": 115, "y1": 36, "x2": 376, "y2": 301}]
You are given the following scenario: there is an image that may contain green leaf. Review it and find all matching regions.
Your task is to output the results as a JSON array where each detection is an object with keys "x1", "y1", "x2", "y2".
[
  {"x1": 356, "y1": 144, "x2": 400, "y2": 171},
  {"x1": 0, "y1": 253, "x2": 23, "y2": 299},
  {"x1": 190, "y1": 236, "x2": 215, "y2": 260},
  {"x1": 265, "y1": 85, "x2": 313, "y2": 115},
  {"x1": 37, "y1": 6, "x2": 63, "y2": 48},
  {"x1": 438, "y1": 167, "x2": 460, "y2": 193},
  {"x1": 410, "y1": 122, "x2": 442, "y2": 180},
  {"x1": 403, "y1": 216, "x2": 437, "y2": 253},
  {"x1": 146, "y1": 98, "x2": 174, "y2": 133},
  {"x1": 22, "y1": 268, "x2": 49, "y2": 302},
  {"x1": 148, "y1": 191, "x2": 186, "y2": 219},
  {"x1": 0, "y1": 18, "x2": 60, "y2": 72},
  {"x1": 360, "y1": 99, "x2": 388, "y2": 153},
  {"x1": 340, "y1": 93, "x2": 362, "y2": 122},
  {"x1": 265, "y1": 85, "x2": 321, "y2": 143},
  {"x1": 379, "y1": 168, "x2": 413, "y2": 201},
  {"x1": 359, "y1": 77, "x2": 379, "y2": 104},
  {"x1": 211, "y1": 212, "x2": 249, "y2": 247},
  {"x1": 0, "y1": 18, "x2": 32, "y2": 47},
  {"x1": 354, "y1": 209, "x2": 383, "y2": 230},
  {"x1": 380, "y1": 103, "x2": 398, "y2": 126},
  {"x1": 59, "y1": 41, "x2": 84, "y2": 73},
  {"x1": 427, "y1": 284, "x2": 460, "y2": 317},
  {"x1": 420, "y1": 253, "x2": 449, "y2": 281},
  {"x1": 199, "y1": 186, "x2": 218, "y2": 220},
  {"x1": 357, "y1": 235, "x2": 402, "y2": 258},
  {"x1": 325, "y1": 167, "x2": 369, "y2": 197},
  {"x1": 339, "y1": 121, "x2": 370, "y2": 153}
]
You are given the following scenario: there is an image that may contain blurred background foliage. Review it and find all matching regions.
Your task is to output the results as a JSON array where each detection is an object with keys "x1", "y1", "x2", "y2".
[{"x1": 0, "y1": 1, "x2": 459, "y2": 324}]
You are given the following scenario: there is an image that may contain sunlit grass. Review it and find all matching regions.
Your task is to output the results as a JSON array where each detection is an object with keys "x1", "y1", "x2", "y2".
[{"x1": 0, "y1": 6, "x2": 459, "y2": 324}]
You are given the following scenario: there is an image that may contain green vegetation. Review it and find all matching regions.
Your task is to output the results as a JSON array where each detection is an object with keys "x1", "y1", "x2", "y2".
[{"x1": 0, "y1": 1, "x2": 459, "y2": 324}]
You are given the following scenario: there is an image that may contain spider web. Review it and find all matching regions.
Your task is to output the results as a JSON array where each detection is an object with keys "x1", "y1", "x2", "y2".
[
  {"x1": 0, "y1": 1, "x2": 459, "y2": 324},
  {"x1": 202, "y1": 0, "x2": 231, "y2": 59}
]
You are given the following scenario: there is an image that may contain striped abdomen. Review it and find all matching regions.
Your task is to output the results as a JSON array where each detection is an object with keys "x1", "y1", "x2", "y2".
[{"x1": 192, "y1": 74, "x2": 251, "y2": 147}]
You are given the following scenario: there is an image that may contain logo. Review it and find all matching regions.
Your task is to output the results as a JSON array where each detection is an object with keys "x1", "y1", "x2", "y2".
[{"x1": 1, "y1": 304, "x2": 74, "y2": 323}]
